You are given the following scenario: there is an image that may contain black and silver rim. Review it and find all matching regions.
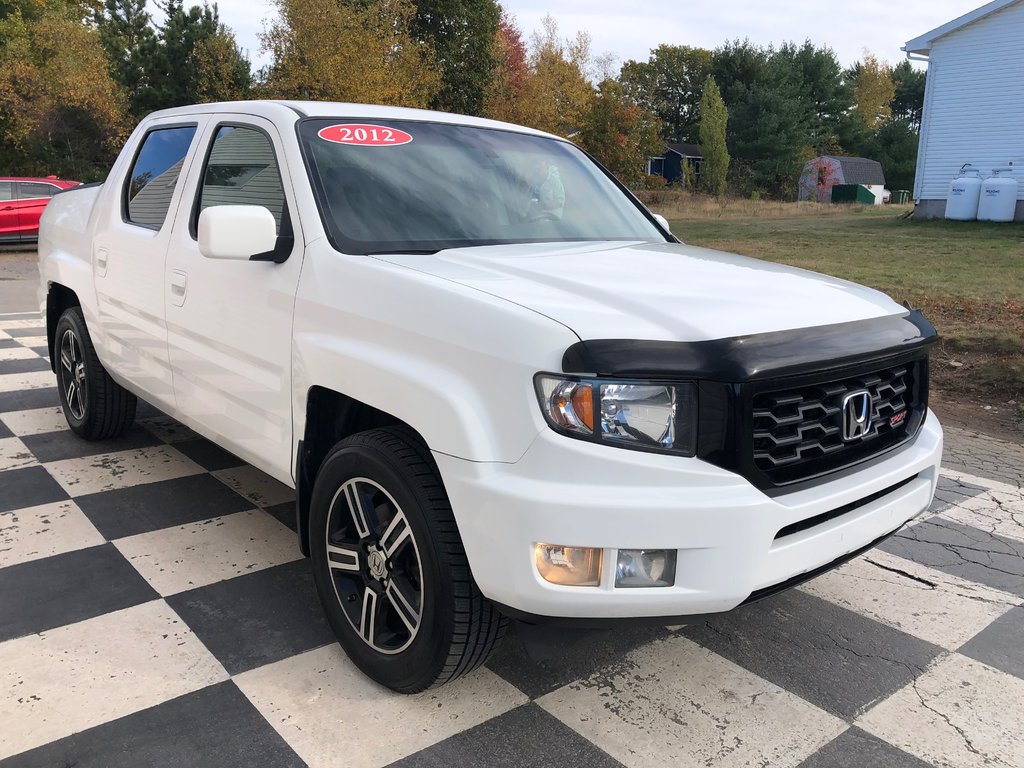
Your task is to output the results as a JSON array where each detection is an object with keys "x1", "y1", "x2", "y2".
[
  {"x1": 59, "y1": 329, "x2": 87, "y2": 421},
  {"x1": 325, "y1": 477, "x2": 424, "y2": 654}
]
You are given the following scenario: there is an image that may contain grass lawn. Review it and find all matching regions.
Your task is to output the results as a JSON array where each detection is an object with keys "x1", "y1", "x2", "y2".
[{"x1": 660, "y1": 206, "x2": 1024, "y2": 403}]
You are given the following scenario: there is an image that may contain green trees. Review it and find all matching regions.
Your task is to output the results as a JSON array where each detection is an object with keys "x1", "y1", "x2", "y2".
[
  {"x1": 410, "y1": 0, "x2": 500, "y2": 115},
  {"x1": 95, "y1": 0, "x2": 251, "y2": 118},
  {"x1": 697, "y1": 76, "x2": 728, "y2": 196},
  {"x1": 619, "y1": 45, "x2": 711, "y2": 143}
]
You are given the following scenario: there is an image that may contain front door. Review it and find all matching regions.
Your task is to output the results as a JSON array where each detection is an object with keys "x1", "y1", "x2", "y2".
[
  {"x1": 91, "y1": 119, "x2": 206, "y2": 410},
  {"x1": 165, "y1": 116, "x2": 304, "y2": 483}
]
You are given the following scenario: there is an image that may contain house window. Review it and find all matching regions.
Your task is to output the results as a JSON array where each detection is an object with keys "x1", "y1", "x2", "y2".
[{"x1": 647, "y1": 157, "x2": 666, "y2": 176}]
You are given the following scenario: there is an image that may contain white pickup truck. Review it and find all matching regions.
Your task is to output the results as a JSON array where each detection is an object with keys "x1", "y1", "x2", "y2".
[{"x1": 38, "y1": 101, "x2": 943, "y2": 692}]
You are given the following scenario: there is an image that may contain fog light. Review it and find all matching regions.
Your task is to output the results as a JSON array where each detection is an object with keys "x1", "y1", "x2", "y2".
[
  {"x1": 615, "y1": 549, "x2": 676, "y2": 588},
  {"x1": 535, "y1": 544, "x2": 602, "y2": 586}
]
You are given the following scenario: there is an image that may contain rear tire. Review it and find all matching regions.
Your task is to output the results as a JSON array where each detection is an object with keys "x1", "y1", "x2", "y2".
[
  {"x1": 309, "y1": 426, "x2": 507, "y2": 692},
  {"x1": 54, "y1": 307, "x2": 137, "y2": 440}
]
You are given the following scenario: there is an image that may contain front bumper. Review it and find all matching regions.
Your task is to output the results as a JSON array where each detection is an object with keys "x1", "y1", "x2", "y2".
[{"x1": 434, "y1": 409, "x2": 942, "y2": 620}]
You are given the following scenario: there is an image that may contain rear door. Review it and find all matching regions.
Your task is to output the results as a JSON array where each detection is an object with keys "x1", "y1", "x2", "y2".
[
  {"x1": 14, "y1": 181, "x2": 59, "y2": 240},
  {"x1": 164, "y1": 116, "x2": 304, "y2": 481},
  {"x1": 91, "y1": 118, "x2": 206, "y2": 411},
  {"x1": 0, "y1": 182, "x2": 16, "y2": 240}
]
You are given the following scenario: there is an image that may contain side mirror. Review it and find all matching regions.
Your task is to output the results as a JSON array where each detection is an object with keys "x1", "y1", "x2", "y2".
[
  {"x1": 653, "y1": 213, "x2": 671, "y2": 234},
  {"x1": 198, "y1": 205, "x2": 277, "y2": 260}
]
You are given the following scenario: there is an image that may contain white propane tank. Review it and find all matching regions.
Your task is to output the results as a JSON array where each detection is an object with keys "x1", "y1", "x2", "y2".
[
  {"x1": 945, "y1": 166, "x2": 983, "y2": 220},
  {"x1": 977, "y1": 170, "x2": 1019, "y2": 222}
]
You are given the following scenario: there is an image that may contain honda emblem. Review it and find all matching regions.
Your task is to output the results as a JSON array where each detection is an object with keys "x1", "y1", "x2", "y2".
[{"x1": 841, "y1": 390, "x2": 873, "y2": 441}]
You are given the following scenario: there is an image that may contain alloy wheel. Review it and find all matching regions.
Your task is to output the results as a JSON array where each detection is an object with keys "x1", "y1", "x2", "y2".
[
  {"x1": 325, "y1": 477, "x2": 424, "y2": 654},
  {"x1": 59, "y1": 328, "x2": 87, "y2": 421}
]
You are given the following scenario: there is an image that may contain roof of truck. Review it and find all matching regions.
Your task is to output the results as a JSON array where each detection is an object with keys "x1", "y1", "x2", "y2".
[{"x1": 142, "y1": 100, "x2": 560, "y2": 141}]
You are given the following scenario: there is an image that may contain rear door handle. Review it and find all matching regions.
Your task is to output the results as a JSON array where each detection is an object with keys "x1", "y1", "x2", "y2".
[
  {"x1": 170, "y1": 270, "x2": 188, "y2": 306},
  {"x1": 94, "y1": 248, "x2": 108, "y2": 277},
  {"x1": 1, "y1": 206, "x2": 13, "y2": 211}
]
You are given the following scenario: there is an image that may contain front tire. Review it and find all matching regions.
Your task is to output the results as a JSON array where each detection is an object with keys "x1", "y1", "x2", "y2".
[
  {"x1": 309, "y1": 426, "x2": 507, "y2": 692},
  {"x1": 54, "y1": 307, "x2": 137, "y2": 440}
]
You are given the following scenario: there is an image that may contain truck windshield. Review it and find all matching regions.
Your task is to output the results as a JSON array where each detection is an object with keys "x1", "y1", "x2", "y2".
[{"x1": 298, "y1": 118, "x2": 665, "y2": 255}]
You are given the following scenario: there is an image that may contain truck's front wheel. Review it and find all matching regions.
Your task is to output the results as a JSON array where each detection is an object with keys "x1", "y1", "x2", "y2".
[
  {"x1": 54, "y1": 307, "x2": 137, "y2": 440},
  {"x1": 309, "y1": 426, "x2": 507, "y2": 693}
]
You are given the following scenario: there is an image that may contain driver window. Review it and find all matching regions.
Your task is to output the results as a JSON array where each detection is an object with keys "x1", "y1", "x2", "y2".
[{"x1": 196, "y1": 125, "x2": 286, "y2": 235}]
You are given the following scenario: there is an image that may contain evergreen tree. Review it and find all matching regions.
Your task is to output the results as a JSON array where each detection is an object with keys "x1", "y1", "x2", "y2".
[
  {"x1": 95, "y1": 0, "x2": 155, "y2": 117},
  {"x1": 697, "y1": 75, "x2": 728, "y2": 196}
]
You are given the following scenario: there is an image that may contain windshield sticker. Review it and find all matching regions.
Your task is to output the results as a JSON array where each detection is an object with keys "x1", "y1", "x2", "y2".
[{"x1": 317, "y1": 124, "x2": 413, "y2": 147}]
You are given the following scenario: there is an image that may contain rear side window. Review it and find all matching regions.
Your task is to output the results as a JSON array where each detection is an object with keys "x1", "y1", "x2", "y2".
[
  {"x1": 126, "y1": 125, "x2": 197, "y2": 229},
  {"x1": 195, "y1": 125, "x2": 286, "y2": 235},
  {"x1": 0, "y1": 182, "x2": 12, "y2": 201},
  {"x1": 17, "y1": 182, "x2": 58, "y2": 199}
]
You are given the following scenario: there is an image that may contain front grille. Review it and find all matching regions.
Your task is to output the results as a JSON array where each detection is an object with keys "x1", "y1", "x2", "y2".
[{"x1": 751, "y1": 359, "x2": 922, "y2": 485}]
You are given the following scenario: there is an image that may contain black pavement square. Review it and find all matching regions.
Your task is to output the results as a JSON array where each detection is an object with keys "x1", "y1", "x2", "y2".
[
  {"x1": 0, "y1": 465, "x2": 69, "y2": 513},
  {"x1": 20, "y1": 424, "x2": 161, "y2": 463},
  {"x1": 0, "y1": 544, "x2": 158, "y2": 641},
  {"x1": 0, "y1": 681, "x2": 304, "y2": 768},
  {"x1": 386, "y1": 703, "x2": 625, "y2": 768},
  {"x1": 167, "y1": 559, "x2": 334, "y2": 675},
  {"x1": 958, "y1": 605, "x2": 1024, "y2": 680},
  {"x1": 0, "y1": 387, "x2": 59, "y2": 413},
  {"x1": 173, "y1": 437, "x2": 246, "y2": 471},
  {"x1": 0, "y1": 338, "x2": 19, "y2": 349},
  {"x1": 681, "y1": 590, "x2": 943, "y2": 719},
  {"x1": 798, "y1": 727, "x2": 933, "y2": 768},
  {"x1": 135, "y1": 399, "x2": 163, "y2": 420},
  {"x1": 0, "y1": 357, "x2": 49, "y2": 375},
  {"x1": 75, "y1": 473, "x2": 255, "y2": 540},
  {"x1": 4, "y1": 327, "x2": 45, "y2": 338},
  {"x1": 264, "y1": 500, "x2": 297, "y2": 532},
  {"x1": 28, "y1": 347, "x2": 49, "y2": 359},
  {"x1": 486, "y1": 623, "x2": 670, "y2": 699},
  {"x1": 0, "y1": 419, "x2": 12, "y2": 439},
  {"x1": 879, "y1": 517, "x2": 1024, "y2": 597}
]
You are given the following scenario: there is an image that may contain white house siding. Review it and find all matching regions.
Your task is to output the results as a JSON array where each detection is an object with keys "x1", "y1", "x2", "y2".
[{"x1": 914, "y1": 0, "x2": 1024, "y2": 218}]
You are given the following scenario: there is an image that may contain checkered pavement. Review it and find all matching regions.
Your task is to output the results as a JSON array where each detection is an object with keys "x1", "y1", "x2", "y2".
[{"x1": 1, "y1": 310, "x2": 1023, "y2": 768}]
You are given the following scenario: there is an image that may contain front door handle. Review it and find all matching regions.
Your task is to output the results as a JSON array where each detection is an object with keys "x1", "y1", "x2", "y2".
[
  {"x1": 1, "y1": 205, "x2": 13, "y2": 211},
  {"x1": 170, "y1": 270, "x2": 188, "y2": 307}
]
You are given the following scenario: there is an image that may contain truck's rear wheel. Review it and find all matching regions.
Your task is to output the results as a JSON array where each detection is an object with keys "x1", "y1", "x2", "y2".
[
  {"x1": 54, "y1": 307, "x2": 137, "y2": 440},
  {"x1": 309, "y1": 426, "x2": 507, "y2": 693}
]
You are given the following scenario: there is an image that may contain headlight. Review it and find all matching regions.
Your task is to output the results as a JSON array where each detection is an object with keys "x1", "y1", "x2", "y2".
[{"x1": 535, "y1": 374, "x2": 697, "y2": 455}]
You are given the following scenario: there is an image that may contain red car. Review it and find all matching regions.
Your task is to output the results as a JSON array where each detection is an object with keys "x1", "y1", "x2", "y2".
[{"x1": 0, "y1": 176, "x2": 81, "y2": 243}]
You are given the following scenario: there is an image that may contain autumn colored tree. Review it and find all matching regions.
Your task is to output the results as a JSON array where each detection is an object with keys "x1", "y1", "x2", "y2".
[
  {"x1": 851, "y1": 52, "x2": 895, "y2": 130},
  {"x1": 516, "y1": 15, "x2": 593, "y2": 136},
  {"x1": 697, "y1": 75, "x2": 729, "y2": 196},
  {"x1": 0, "y1": 0, "x2": 127, "y2": 179},
  {"x1": 484, "y1": 9, "x2": 528, "y2": 123},
  {"x1": 260, "y1": 0, "x2": 440, "y2": 108},
  {"x1": 410, "y1": 0, "x2": 499, "y2": 115},
  {"x1": 578, "y1": 79, "x2": 662, "y2": 187}
]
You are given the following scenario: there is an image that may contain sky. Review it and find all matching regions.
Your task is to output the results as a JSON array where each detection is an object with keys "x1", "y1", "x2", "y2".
[{"x1": 189, "y1": 0, "x2": 986, "y2": 72}]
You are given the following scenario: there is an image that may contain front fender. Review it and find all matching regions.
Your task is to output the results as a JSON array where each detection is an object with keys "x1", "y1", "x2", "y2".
[{"x1": 292, "y1": 244, "x2": 579, "y2": 464}]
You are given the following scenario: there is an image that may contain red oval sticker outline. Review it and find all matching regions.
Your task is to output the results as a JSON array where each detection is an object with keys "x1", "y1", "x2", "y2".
[{"x1": 317, "y1": 124, "x2": 413, "y2": 147}]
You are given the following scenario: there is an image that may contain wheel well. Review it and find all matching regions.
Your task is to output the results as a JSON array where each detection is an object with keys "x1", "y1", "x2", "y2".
[
  {"x1": 46, "y1": 283, "x2": 81, "y2": 373},
  {"x1": 295, "y1": 386, "x2": 418, "y2": 555}
]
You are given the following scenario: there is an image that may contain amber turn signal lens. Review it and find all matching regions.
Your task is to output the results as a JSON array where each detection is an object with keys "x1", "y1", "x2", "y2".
[{"x1": 570, "y1": 385, "x2": 594, "y2": 430}]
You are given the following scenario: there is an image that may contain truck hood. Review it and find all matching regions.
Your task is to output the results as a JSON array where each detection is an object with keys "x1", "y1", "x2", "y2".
[{"x1": 373, "y1": 240, "x2": 904, "y2": 342}]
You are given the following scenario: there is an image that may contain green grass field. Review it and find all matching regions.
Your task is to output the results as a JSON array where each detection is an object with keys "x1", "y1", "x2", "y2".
[{"x1": 661, "y1": 207, "x2": 1024, "y2": 401}]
